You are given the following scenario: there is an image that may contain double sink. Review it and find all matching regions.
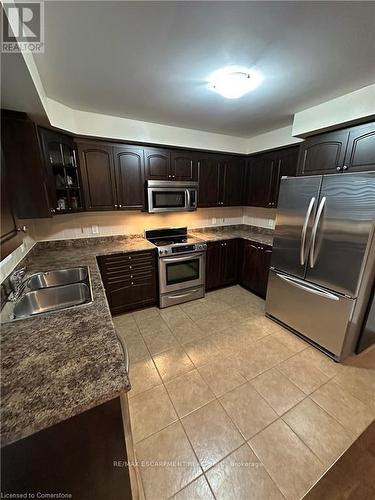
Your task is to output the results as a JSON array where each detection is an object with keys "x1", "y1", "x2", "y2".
[{"x1": 4, "y1": 267, "x2": 92, "y2": 322}]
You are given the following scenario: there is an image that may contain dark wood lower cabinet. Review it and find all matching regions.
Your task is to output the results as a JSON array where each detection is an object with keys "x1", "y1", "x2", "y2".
[
  {"x1": 1, "y1": 397, "x2": 132, "y2": 500},
  {"x1": 239, "y1": 240, "x2": 272, "y2": 298},
  {"x1": 99, "y1": 249, "x2": 158, "y2": 314},
  {"x1": 206, "y1": 238, "x2": 272, "y2": 298},
  {"x1": 206, "y1": 239, "x2": 239, "y2": 290}
]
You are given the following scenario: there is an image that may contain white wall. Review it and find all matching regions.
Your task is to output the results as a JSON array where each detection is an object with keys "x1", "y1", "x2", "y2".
[
  {"x1": 31, "y1": 208, "x2": 244, "y2": 241},
  {"x1": 0, "y1": 232, "x2": 36, "y2": 283},
  {"x1": 246, "y1": 125, "x2": 303, "y2": 154},
  {"x1": 46, "y1": 99, "x2": 248, "y2": 154},
  {"x1": 293, "y1": 84, "x2": 375, "y2": 137},
  {"x1": 243, "y1": 207, "x2": 276, "y2": 229}
]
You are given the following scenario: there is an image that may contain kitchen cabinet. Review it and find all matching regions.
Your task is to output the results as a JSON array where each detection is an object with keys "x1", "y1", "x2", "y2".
[
  {"x1": 297, "y1": 129, "x2": 350, "y2": 176},
  {"x1": 198, "y1": 156, "x2": 221, "y2": 207},
  {"x1": 1, "y1": 111, "x2": 53, "y2": 218},
  {"x1": 114, "y1": 145, "x2": 145, "y2": 209},
  {"x1": 244, "y1": 154, "x2": 274, "y2": 207},
  {"x1": 297, "y1": 121, "x2": 375, "y2": 175},
  {"x1": 77, "y1": 141, "x2": 117, "y2": 211},
  {"x1": 99, "y1": 250, "x2": 157, "y2": 314},
  {"x1": 198, "y1": 156, "x2": 244, "y2": 207},
  {"x1": 1, "y1": 397, "x2": 132, "y2": 500},
  {"x1": 39, "y1": 128, "x2": 84, "y2": 214},
  {"x1": 240, "y1": 240, "x2": 272, "y2": 298},
  {"x1": 344, "y1": 122, "x2": 375, "y2": 172},
  {"x1": 1, "y1": 149, "x2": 23, "y2": 260},
  {"x1": 78, "y1": 141, "x2": 145, "y2": 211},
  {"x1": 144, "y1": 148, "x2": 170, "y2": 180},
  {"x1": 244, "y1": 146, "x2": 299, "y2": 208},
  {"x1": 170, "y1": 151, "x2": 198, "y2": 181},
  {"x1": 223, "y1": 158, "x2": 244, "y2": 206},
  {"x1": 206, "y1": 239, "x2": 239, "y2": 290},
  {"x1": 145, "y1": 149, "x2": 198, "y2": 181}
]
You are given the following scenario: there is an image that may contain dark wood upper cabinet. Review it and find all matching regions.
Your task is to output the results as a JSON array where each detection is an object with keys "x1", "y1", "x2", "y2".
[
  {"x1": 223, "y1": 159, "x2": 244, "y2": 206},
  {"x1": 297, "y1": 122, "x2": 375, "y2": 176},
  {"x1": 245, "y1": 154, "x2": 274, "y2": 207},
  {"x1": 144, "y1": 148, "x2": 170, "y2": 180},
  {"x1": 344, "y1": 122, "x2": 375, "y2": 172},
  {"x1": 77, "y1": 142, "x2": 117, "y2": 211},
  {"x1": 113, "y1": 146, "x2": 145, "y2": 209},
  {"x1": 198, "y1": 155, "x2": 243, "y2": 207},
  {"x1": 269, "y1": 146, "x2": 300, "y2": 207},
  {"x1": 198, "y1": 157, "x2": 221, "y2": 207},
  {"x1": 39, "y1": 128, "x2": 84, "y2": 214},
  {"x1": 297, "y1": 129, "x2": 349, "y2": 176},
  {"x1": 245, "y1": 146, "x2": 298, "y2": 208},
  {"x1": 170, "y1": 151, "x2": 198, "y2": 181},
  {"x1": 1, "y1": 149, "x2": 23, "y2": 260},
  {"x1": 1, "y1": 111, "x2": 52, "y2": 218}
]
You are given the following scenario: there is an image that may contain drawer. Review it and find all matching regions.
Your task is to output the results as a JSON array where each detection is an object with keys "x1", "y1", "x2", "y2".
[
  {"x1": 105, "y1": 271, "x2": 155, "y2": 285},
  {"x1": 102, "y1": 251, "x2": 154, "y2": 265},
  {"x1": 105, "y1": 260, "x2": 154, "y2": 273}
]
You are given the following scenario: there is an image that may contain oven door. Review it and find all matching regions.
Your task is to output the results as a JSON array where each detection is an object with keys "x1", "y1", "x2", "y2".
[
  {"x1": 148, "y1": 187, "x2": 188, "y2": 213},
  {"x1": 159, "y1": 252, "x2": 206, "y2": 293}
]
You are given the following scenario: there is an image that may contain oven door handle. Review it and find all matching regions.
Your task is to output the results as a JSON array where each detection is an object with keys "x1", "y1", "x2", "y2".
[
  {"x1": 167, "y1": 288, "x2": 201, "y2": 299},
  {"x1": 161, "y1": 252, "x2": 205, "y2": 263}
]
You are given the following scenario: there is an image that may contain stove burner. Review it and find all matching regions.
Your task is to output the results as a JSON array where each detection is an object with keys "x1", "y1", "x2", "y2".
[{"x1": 154, "y1": 237, "x2": 187, "y2": 246}]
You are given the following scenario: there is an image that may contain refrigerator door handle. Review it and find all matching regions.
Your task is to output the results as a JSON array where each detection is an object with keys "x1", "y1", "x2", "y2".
[
  {"x1": 300, "y1": 196, "x2": 316, "y2": 265},
  {"x1": 309, "y1": 196, "x2": 326, "y2": 268},
  {"x1": 275, "y1": 272, "x2": 339, "y2": 301}
]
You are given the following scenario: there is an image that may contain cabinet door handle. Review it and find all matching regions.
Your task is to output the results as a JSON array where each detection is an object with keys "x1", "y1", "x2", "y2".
[
  {"x1": 129, "y1": 266, "x2": 132, "y2": 269},
  {"x1": 118, "y1": 204, "x2": 122, "y2": 208},
  {"x1": 343, "y1": 165, "x2": 348, "y2": 171},
  {"x1": 114, "y1": 204, "x2": 118, "y2": 208},
  {"x1": 336, "y1": 166, "x2": 342, "y2": 172}
]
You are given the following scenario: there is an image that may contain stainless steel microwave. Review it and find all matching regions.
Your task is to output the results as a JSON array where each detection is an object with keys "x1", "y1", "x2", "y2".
[{"x1": 147, "y1": 180, "x2": 198, "y2": 213}]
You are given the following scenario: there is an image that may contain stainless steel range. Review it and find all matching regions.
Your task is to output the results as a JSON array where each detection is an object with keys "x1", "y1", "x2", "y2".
[{"x1": 145, "y1": 227, "x2": 207, "y2": 308}]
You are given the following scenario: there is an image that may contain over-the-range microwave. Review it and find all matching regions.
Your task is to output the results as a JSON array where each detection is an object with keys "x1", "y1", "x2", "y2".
[{"x1": 147, "y1": 180, "x2": 198, "y2": 213}]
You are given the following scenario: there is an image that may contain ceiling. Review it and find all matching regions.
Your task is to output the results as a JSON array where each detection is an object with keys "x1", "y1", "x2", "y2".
[{"x1": 33, "y1": 1, "x2": 375, "y2": 137}]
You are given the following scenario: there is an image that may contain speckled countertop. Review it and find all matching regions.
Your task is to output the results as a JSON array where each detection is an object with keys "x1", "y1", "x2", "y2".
[
  {"x1": 1, "y1": 226, "x2": 272, "y2": 447},
  {"x1": 190, "y1": 224, "x2": 273, "y2": 246},
  {"x1": 1, "y1": 235, "x2": 155, "y2": 447}
]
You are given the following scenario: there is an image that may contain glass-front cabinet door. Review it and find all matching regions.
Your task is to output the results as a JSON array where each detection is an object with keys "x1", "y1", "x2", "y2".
[{"x1": 39, "y1": 128, "x2": 84, "y2": 214}]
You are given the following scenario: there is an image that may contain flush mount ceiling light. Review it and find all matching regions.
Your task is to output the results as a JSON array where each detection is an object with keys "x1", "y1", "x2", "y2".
[{"x1": 208, "y1": 66, "x2": 263, "y2": 99}]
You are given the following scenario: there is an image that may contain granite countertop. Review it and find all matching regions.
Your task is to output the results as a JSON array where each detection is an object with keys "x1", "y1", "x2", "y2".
[
  {"x1": 0, "y1": 235, "x2": 155, "y2": 446},
  {"x1": 1, "y1": 226, "x2": 272, "y2": 446},
  {"x1": 190, "y1": 224, "x2": 273, "y2": 246}
]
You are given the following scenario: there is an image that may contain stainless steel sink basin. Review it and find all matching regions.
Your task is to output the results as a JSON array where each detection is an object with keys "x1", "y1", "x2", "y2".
[
  {"x1": 26, "y1": 267, "x2": 88, "y2": 290},
  {"x1": 13, "y1": 283, "x2": 91, "y2": 319}
]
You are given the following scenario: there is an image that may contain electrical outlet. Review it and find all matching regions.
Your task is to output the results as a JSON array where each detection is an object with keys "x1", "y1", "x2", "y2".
[
  {"x1": 212, "y1": 217, "x2": 217, "y2": 225},
  {"x1": 91, "y1": 225, "x2": 99, "y2": 234}
]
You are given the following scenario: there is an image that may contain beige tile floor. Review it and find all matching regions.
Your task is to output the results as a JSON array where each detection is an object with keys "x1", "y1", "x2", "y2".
[{"x1": 114, "y1": 285, "x2": 375, "y2": 500}]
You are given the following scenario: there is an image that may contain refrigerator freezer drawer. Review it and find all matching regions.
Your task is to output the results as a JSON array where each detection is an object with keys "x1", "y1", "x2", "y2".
[{"x1": 266, "y1": 270, "x2": 355, "y2": 359}]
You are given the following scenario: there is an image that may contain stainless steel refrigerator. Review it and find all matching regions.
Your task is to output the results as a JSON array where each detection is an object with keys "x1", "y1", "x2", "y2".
[{"x1": 266, "y1": 172, "x2": 375, "y2": 361}]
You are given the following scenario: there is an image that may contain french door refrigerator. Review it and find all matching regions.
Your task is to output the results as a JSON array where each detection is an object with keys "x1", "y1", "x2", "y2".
[{"x1": 266, "y1": 172, "x2": 375, "y2": 360}]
